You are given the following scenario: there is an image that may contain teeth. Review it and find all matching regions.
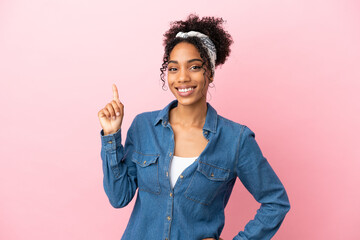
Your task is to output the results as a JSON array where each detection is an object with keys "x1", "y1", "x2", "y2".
[{"x1": 178, "y1": 87, "x2": 194, "y2": 93}]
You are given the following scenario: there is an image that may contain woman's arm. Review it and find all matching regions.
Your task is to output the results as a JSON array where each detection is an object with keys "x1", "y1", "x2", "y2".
[
  {"x1": 98, "y1": 84, "x2": 138, "y2": 208},
  {"x1": 233, "y1": 126, "x2": 290, "y2": 240},
  {"x1": 100, "y1": 120, "x2": 138, "y2": 208}
]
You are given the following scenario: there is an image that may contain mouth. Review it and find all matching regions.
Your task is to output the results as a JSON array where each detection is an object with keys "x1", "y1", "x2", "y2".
[{"x1": 175, "y1": 86, "x2": 197, "y2": 97}]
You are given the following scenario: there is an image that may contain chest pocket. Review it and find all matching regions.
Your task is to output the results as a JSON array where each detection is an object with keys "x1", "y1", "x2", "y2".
[
  {"x1": 131, "y1": 151, "x2": 161, "y2": 195},
  {"x1": 184, "y1": 161, "x2": 230, "y2": 206}
]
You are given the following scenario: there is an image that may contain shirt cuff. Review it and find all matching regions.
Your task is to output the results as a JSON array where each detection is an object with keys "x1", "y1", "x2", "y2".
[{"x1": 100, "y1": 128, "x2": 122, "y2": 152}]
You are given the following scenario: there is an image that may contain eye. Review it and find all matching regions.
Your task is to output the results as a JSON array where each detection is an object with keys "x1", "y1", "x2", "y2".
[
  {"x1": 190, "y1": 65, "x2": 202, "y2": 71},
  {"x1": 168, "y1": 67, "x2": 177, "y2": 72}
]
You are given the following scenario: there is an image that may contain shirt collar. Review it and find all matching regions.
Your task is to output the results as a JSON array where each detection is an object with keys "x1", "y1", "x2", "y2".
[{"x1": 154, "y1": 100, "x2": 217, "y2": 133}]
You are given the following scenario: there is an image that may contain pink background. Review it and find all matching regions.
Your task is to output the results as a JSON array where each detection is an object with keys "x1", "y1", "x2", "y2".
[{"x1": 1, "y1": 0, "x2": 359, "y2": 239}]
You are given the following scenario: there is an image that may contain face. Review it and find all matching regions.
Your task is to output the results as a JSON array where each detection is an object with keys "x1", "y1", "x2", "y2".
[{"x1": 167, "y1": 42, "x2": 212, "y2": 107}]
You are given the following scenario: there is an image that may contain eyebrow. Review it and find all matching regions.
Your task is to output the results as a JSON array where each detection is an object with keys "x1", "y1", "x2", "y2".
[{"x1": 168, "y1": 58, "x2": 203, "y2": 64}]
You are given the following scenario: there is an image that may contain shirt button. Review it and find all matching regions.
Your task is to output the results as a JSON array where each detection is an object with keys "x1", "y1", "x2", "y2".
[
  {"x1": 180, "y1": 175, "x2": 184, "y2": 179},
  {"x1": 211, "y1": 173, "x2": 214, "y2": 177},
  {"x1": 166, "y1": 171, "x2": 169, "y2": 177},
  {"x1": 167, "y1": 216, "x2": 171, "y2": 221},
  {"x1": 164, "y1": 121, "x2": 167, "y2": 125},
  {"x1": 143, "y1": 160, "x2": 146, "y2": 164},
  {"x1": 204, "y1": 131, "x2": 208, "y2": 135},
  {"x1": 170, "y1": 192, "x2": 173, "y2": 197},
  {"x1": 169, "y1": 152, "x2": 172, "y2": 157},
  {"x1": 107, "y1": 141, "x2": 112, "y2": 144}
]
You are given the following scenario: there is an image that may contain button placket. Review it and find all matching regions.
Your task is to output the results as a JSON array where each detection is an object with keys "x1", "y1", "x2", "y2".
[
  {"x1": 203, "y1": 130, "x2": 210, "y2": 140},
  {"x1": 162, "y1": 120, "x2": 175, "y2": 240}
]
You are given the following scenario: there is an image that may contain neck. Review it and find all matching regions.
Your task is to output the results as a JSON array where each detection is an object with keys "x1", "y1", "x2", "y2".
[{"x1": 170, "y1": 99, "x2": 207, "y2": 128}]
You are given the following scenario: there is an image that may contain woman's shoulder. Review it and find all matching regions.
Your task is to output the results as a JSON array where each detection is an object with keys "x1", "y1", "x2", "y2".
[
  {"x1": 217, "y1": 114, "x2": 246, "y2": 130},
  {"x1": 133, "y1": 110, "x2": 160, "y2": 123},
  {"x1": 216, "y1": 114, "x2": 255, "y2": 140},
  {"x1": 135, "y1": 110, "x2": 160, "y2": 118}
]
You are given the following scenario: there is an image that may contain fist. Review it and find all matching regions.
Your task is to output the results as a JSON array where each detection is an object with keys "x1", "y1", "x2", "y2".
[{"x1": 98, "y1": 84, "x2": 124, "y2": 135}]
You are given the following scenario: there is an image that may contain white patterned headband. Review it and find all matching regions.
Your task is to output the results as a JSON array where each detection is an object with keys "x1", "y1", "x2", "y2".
[{"x1": 175, "y1": 31, "x2": 217, "y2": 76}]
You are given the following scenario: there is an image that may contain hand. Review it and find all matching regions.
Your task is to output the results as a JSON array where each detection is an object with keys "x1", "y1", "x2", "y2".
[{"x1": 98, "y1": 84, "x2": 124, "y2": 135}]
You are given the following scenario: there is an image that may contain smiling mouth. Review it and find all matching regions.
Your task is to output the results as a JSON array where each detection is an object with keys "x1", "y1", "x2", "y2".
[
  {"x1": 175, "y1": 86, "x2": 197, "y2": 96},
  {"x1": 176, "y1": 87, "x2": 196, "y2": 93}
]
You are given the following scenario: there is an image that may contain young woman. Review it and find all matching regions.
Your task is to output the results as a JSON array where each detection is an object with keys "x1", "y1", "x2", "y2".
[{"x1": 98, "y1": 14, "x2": 290, "y2": 240}]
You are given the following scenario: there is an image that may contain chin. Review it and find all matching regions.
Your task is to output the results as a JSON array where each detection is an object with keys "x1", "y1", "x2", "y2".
[{"x1": 176, "y1": 96, "x2": 206, "y2": 107}]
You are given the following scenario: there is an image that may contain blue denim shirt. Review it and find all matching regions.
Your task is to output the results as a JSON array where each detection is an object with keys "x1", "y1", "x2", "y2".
[{"x1": 100, "y1": 100, "x2": 290, "y2": 240}]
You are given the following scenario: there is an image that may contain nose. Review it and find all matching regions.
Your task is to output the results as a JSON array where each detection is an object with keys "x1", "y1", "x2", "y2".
[{"x1": 178, "y1": 67, "x2": 190, "y2": 83}]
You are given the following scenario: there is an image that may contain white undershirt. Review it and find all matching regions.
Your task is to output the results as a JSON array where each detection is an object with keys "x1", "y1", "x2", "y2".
[{"x1": 169, "y1": 155, "x2": 198, "y2": 189}]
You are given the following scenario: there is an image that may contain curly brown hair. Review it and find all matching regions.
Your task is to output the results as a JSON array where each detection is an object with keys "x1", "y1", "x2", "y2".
[{"x1": 160, "y1": 13, "x2": 233, "y2": 90}]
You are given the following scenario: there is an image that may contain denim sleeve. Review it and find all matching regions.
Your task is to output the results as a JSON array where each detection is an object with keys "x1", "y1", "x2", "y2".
[
  {"x1": 233, "y1": 126, "x2": 290, "y2": 240},
  {"x1": 100, "y1": 118, "x2": 138, "y2": 208}
]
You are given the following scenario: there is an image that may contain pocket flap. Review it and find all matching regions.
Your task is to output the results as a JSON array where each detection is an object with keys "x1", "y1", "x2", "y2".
[
  {"x1": 131, "y1": 151, "x2": 159, "y2": 167},
  {"x1": 197, "y1": 161, "x2": 230, "y2": 181}
]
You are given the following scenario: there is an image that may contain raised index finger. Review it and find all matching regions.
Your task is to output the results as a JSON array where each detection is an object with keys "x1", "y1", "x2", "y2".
[{"x1": 112, "y1": 84, "x2": 119, "y2": 101}]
